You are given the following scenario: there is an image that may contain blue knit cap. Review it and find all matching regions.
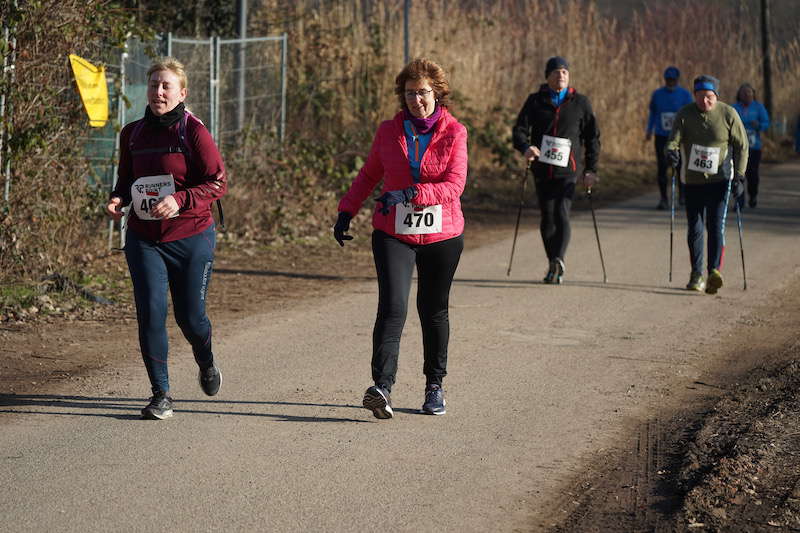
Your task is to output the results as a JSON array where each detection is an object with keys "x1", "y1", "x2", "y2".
[
  {"x1": 545, "y1": 56, "x2": 569, "y2": 78},
  {"x1": 693, "y1": 75, "x2": 719, "y2": 95},
  {"x1": 664, "y1": 66, "x2": 680, "y2": 80}
]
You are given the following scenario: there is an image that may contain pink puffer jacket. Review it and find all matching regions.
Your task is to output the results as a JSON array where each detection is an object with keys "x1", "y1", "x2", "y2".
[{"x1": 338, "y1": 107, "x2": 468, "y2": 245}]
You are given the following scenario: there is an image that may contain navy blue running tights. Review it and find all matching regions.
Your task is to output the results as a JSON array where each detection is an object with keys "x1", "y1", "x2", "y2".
[
  {"x1": 124, "y1": 225, "x2": 216, "y2": 395},
  {"x1": 684, "y1": 180, "x2": 731, "y2": 275}
]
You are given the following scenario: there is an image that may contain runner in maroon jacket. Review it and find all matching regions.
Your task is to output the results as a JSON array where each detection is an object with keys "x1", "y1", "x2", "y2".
[
  {"x1": 333, "y1": 58, "x2": 468, "y2": 419},
  {"x1": 105, "y1": 58, "x2": 227, "y2": 420}
]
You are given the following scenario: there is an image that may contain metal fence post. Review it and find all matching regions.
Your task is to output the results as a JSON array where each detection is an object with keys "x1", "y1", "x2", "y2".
[
  {"x1": 280, "y1": 33, "x2": 287, "y2": 143},
  {"x1": 236, "y1": 0, "x2": 247, "y2": 132},
  {"x1": 109, "y1": 44, "x2": 127, "y2": 250},
  {"x1": 210, "y1": 36, "x2": 219, "y2": 142},
  {"x1": 2, "y1": 13, "x2": 17, "y2": 205}
]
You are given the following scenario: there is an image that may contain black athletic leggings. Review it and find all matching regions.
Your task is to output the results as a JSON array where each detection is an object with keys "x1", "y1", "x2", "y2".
[
  {"x1": 371, "y1": 230, "x2": 464, "y2": 392},
  {"x1": 534, "y1": 177, "x2": 575, "y2": 261}
]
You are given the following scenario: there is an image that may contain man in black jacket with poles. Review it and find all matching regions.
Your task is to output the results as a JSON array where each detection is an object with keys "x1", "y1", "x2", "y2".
[{"x1": 512, "y1": 56, "x2": 601, "y2": 284}]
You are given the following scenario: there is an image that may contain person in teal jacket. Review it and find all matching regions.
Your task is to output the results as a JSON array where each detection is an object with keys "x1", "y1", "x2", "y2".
[{"x1": 732, "y1": 83, "x2": 770, "y2": 208}]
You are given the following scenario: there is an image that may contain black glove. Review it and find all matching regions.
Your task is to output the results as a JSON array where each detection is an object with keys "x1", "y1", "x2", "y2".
[
  {"x1": 666, "y1": 150, "x2": 680, "y2": 168},
  {"x1": 374, "y1": 186, "x2": 418, "y2": 215},
  {"x1": 732, "y1": 174, "x2": 746, "y2": 199},
  {"x1": 333, "y1": 212, "x2": 353, "y2": 247}
]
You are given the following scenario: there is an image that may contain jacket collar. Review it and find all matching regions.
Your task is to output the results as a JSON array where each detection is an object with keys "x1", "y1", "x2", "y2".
[{"x1": 537, "y1": 84, "x2": 575, "y2": 105}]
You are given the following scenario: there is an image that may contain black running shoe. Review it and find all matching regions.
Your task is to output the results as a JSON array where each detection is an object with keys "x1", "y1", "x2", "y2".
[
  {"x1": 554, "y1": 257, "x2": 565, "y2": 284},
  {"x1": 199, "y1": 365, "x2": 222, "y2": 396},
  {"x1": 543, "y1": 260, "x2": 556, "y2": 283},
  {"x1": 421, "y1": 384, "x2": 446, "y2": 415},
  {"x1": 656, "y1": 198, "x2": 668, "y2": 210},
  {"x1": 141, "y1": 392, "x2": 174, "y2": 420},
  {"x1": 363, "y1": 385, "x2": 393, "y2": 419}
]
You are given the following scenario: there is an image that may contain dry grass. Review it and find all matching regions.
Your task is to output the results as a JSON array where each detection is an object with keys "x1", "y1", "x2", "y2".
[{"x1": 250, "y1": 0, "x2": 800, "y2": 162}]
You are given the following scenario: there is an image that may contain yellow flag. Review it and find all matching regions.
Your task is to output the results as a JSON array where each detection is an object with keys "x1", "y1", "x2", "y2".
[{"x1": 68, "y1": 54, "x2": 108, "y2": 128}]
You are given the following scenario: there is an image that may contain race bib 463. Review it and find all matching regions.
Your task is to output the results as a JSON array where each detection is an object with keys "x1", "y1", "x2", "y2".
[{"x1": 687, "y1": 145, "x2": 721, "y2": 174}]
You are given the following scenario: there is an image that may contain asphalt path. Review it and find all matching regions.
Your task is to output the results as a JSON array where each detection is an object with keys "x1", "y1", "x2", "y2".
[{"x1": 2, "y1": 162, "x2": 799, "y2": 532}]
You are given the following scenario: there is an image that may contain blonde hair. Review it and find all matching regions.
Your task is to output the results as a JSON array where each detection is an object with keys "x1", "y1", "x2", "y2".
[
  {"x1": 146, "y1": 57, "x2": 188, "y2": 89},
  {"x1": 394, "y1": 58, "x2": 451, "y2": 110}
]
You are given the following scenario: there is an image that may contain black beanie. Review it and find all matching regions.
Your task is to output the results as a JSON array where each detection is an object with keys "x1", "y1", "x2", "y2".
[{"x1": 545, "y1": 56, "x2": 569, "y2": 78}]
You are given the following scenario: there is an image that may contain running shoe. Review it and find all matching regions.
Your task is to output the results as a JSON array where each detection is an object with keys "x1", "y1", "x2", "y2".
[
  {"x1": 554, "y1": 257, "x2": 565, "y2": 284},
  {"x1": 141, "y1": 392, "x2": 174, "y2": 420},
  {"x1": 686, "y1": 271, "x2": 705, "y2": 292},
  {"x1": 543, "y1": 260, "x2": 556, "y2": 284},
  {"x1": 705, "y1": 268, "x2": 723, "y2": 295},
  {"x1": 199, "y1": 365, "x2": 222, "y2": 396},
  {"x1": 363, "y1": 385, "x2": 393, "y2": 419},
  {"x1": 749, "y1": 197, "x2": 757, "y2": 208},
  {"x1": 421, "y1": 384, "x2": 446, "y2": 415},
  {"x1": 656, "y1": 198, "x2": 668, "y2": 210}
]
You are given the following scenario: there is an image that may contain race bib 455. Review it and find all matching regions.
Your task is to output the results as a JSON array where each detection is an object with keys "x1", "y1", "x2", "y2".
[{"x1": 540, "y1": 135, "x2": 572, "y2": 168}]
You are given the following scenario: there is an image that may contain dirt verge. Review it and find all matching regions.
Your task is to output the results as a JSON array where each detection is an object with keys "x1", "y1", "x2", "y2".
[{"x1": 543, "y1": 282, "x2": 800, "y2": 532}]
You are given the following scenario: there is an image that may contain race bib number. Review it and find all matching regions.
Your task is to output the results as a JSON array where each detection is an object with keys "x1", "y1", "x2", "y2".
[
  {"x1": 747, "y1": 130, "x2": 757, "y2": 146},
  {"x1": 395, "y1": 203, "x2": 442, "y2": 235},
  {"x1": 131, "y1": 174, "x2": 177, "y2": 220},
  {"x1": 660, "y1": 112, "x2": 675, "y2": 132},
  {"x1": 540, "y1": 135, "x2": 572, "y2": 168},
  {"x1": 687, "y1": 145, "x2": 721, "y2": 174}
]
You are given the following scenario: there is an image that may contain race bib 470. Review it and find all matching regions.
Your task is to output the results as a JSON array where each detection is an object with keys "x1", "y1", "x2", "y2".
[{"x1": 395, "y1": 203, "x2": 443, "y2": 235}]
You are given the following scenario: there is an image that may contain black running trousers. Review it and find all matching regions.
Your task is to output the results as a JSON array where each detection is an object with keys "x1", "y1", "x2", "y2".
[
  {"x1": 370, "y1": 230, "x2": 464, "y2": 392},
  {"x1": 534, "y1": 176, "x2": 575, "y2": 262}
]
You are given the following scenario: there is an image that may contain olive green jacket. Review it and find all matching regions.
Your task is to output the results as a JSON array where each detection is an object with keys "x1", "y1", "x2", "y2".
[{"x1": 666, "y1": 101, "x2": 748, "y2": 184}]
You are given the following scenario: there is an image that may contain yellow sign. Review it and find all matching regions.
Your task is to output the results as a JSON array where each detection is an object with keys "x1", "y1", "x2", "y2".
[{"x1": 68, "y1": 54, "x2": 108, "y2": 127}]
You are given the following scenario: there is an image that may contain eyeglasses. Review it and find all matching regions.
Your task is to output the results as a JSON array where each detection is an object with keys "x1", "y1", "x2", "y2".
[{"x1": 404, "y1": 88, "x2": 434, "y2": 99}]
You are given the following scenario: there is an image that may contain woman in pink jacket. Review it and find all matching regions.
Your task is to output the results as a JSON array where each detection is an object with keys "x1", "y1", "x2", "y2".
[{"x1": 333, "y1": 58, "x2": 468, "y2": 419}]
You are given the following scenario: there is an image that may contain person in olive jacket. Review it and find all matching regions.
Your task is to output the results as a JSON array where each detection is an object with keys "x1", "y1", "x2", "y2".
[
  {"x1": 666, "y1": 75, "x2": 748, "y2": 295},
  {"x1": 512, "y1": 56, "x2": 600, "y2": 284}
]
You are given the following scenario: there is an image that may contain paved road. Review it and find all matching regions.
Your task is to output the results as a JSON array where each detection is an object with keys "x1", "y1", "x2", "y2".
[{"x1": 2, "y1": 163, "x2": 799, "y2": 532}]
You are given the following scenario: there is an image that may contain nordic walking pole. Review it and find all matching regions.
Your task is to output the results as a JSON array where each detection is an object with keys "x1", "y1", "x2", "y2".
[
  {"x1": 587, "y1": 187, "x2": 608, "y2": 283},
  {"x1": 735, "y1": 201, "x2": 747, "y2": 290},
  {"x1": 507, "y1": 165, "x2": 529, "y2": 276},
  {"x1": 669, "y1": 165, "x2": 676, "y2": 283}
]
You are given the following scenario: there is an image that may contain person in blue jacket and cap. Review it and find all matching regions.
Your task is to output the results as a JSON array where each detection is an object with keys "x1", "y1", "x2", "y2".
[
  {"x1": 732, "y1": 83, "x2": 770, "y2": 208},
  {"x1": 646, "y1": 66, "x2": 693, "y2": 209}
]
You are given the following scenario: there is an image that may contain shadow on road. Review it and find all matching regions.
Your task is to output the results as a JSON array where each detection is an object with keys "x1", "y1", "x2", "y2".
[
  {"x1": 0, "y1": 394, "x2": 370, "y2": 423},
  {"x1": 452, "y1": 277, "x2": 701, "y2": 296},
  {"x1": 214, "y1": 268, "x2": 373, "y2": 282}
]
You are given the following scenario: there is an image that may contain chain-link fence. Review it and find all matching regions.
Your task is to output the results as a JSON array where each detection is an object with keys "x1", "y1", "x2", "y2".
[{"x1": 165, "y1": 33, "x2": 287, "y2": 145}]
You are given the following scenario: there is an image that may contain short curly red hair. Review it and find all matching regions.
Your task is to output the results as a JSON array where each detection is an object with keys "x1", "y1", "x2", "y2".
[{"x1": 394, "y1": 58, "x2": 451, "y2": 110}]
